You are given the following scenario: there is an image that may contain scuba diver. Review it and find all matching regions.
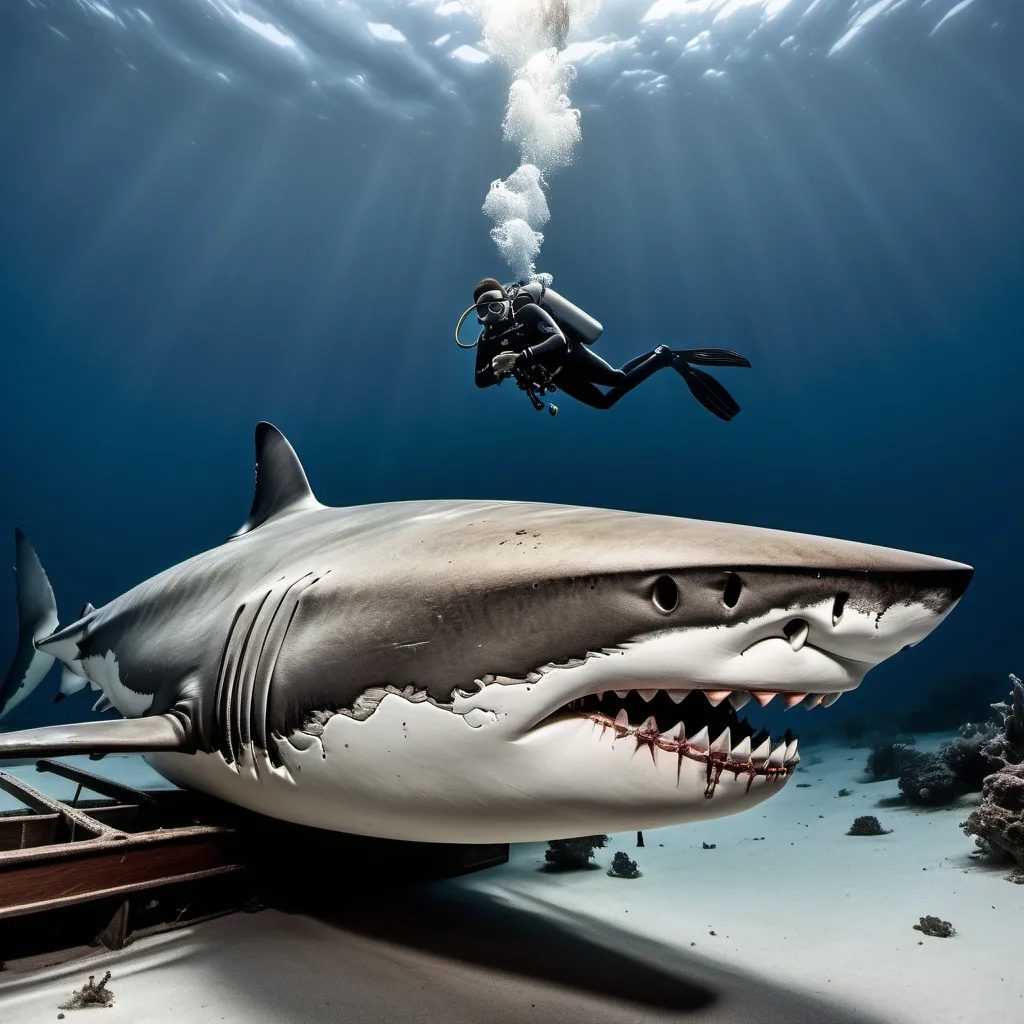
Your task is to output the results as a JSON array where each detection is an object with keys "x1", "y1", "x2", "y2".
[{"x1": 459, "y1": 278, "x2": 750, "y2": 419}]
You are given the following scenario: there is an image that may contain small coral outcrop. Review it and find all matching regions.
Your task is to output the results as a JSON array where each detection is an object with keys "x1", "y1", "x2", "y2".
[
  {"x1": 59, "y1": 972, "x2": 115, "y2": 1010},
  {"x1": 847, "y1": 815, "x2": 892, "y2": 836},
  {"x1": 608, "y1": 851, "x2": 642, "y2": 879},
  {"x1": 544, "y1": 834, "x2": 609, "y2": 870},
  {"x1": 914, "y1": 916, "x2": 955, "y2": 938}
]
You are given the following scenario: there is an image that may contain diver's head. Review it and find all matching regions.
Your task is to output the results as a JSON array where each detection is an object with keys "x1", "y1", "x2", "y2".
[{"x1": 474, "y1": 278, "x2": 510, "y2": 326}]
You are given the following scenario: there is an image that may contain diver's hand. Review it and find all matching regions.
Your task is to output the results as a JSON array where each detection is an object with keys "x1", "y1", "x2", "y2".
[{"x1": 491, "y1": 351, "x2": 520, "y2": 375}]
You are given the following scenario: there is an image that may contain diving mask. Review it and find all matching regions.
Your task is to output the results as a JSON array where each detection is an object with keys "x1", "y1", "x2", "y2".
[{"x1": 476, "y1": 290, "x2": 510, "y2": 324}]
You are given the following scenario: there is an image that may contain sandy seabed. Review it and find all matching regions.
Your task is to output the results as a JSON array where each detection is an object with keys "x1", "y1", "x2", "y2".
[{"x1": 0, "y1": 736, "x2": 1021, "y2": 1024}]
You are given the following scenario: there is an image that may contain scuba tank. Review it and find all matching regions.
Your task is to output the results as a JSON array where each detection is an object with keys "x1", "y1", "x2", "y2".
[{"x1": 509, "y1": 280, "x2": 603, "y2": 347}]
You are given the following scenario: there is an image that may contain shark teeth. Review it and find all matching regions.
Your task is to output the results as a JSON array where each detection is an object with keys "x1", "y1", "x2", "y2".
[
  {"x1": 689, "y1": 726, "x2": 710, "y2": 753},
  {"x1": 563, "y1": 684, "x2": 836, "y2": 777},
  {"x1": 703, "y1": 690, "x2": 731, "y2": 707},
  {"x1": 709, "y1": 727, "x2": 731, "y2": 756},
  {"x1": 586, "y1": 710, "x2": 799, "y2": 777}
]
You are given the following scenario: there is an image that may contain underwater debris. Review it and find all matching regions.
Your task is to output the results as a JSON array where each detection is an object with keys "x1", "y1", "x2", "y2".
[
  {"x1": 608, "y1": 851, "x2": 642, "y2": 878},
  {"x1": 543, "y1": 834, "x2": 609, "y2": 870},
  {"x1": 702, "y1": 841, "x2": 716, "y2": 849},
  {"x1": 837, "y1": 788, "x2": 851, "y2": 797},
  {"x1": 847, "y1": 815, "x2": 892, "y2": 836},
  {"x1": 59, "y1": 972, "x2": 114, "y2": 1010},
  {"x1": 913, "y1": 916, "x2": 955, "y2": 938}
]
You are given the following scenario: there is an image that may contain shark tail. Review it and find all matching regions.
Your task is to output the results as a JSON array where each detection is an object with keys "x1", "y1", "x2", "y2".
[{"x1": 0, "y1": 529, "x2": 60, "y2": 721}]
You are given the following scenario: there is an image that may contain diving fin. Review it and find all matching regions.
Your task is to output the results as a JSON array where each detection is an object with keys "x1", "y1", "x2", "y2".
[
  {"x1": 0, "y1": 714, "x2": 193, "y2": 761},
  {"x1": 674, "y1": 361, "x2": 741, "y2": 421},
  {"x1": 0, "y1": 529, "x2": 59, "y2": 721},
  {"x1": 674, "y1": 348, "x2": 751, "y2": 369}
]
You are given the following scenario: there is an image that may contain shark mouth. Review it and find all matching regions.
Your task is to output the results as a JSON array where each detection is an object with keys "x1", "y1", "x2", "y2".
[{"x1": 538, "y1": 687, "x2": 836, "y2": 792}]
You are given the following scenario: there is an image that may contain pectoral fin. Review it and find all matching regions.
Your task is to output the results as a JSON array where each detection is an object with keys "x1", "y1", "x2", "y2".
[{"x1": 0, "y1": 714, "x2": 194, "y2": 761}]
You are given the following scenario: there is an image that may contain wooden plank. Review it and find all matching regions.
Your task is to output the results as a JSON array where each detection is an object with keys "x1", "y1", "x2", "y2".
[
  {"x1": 0, "y1": 771, "x2": 110, "y2": 839},
  {"x1": 0, "y1": 813, "x2": 61, "y2": 852},
  {"x1": 34, "y1": 759, "x2": 158, "y2": 805},
  {"x1": 0, "y1": 835, "x2": 245, "y2": 918}
]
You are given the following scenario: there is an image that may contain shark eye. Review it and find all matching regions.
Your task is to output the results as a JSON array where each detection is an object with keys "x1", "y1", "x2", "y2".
[
  {"x1": 652, "y1": 575, "x2": 679, "y2": 613},
  {"x1": 723, "y1": 573, "x2": 742, "y2": 608}
]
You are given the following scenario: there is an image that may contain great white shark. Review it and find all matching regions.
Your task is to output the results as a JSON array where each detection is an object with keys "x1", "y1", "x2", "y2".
[{"x1": 0, "y1": 423, "x2": 971, "y2": 842}]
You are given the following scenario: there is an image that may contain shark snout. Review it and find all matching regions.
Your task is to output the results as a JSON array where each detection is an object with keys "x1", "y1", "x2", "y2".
[{"x1": 739, "y1": 564, "x2": 973, "y2": 669}]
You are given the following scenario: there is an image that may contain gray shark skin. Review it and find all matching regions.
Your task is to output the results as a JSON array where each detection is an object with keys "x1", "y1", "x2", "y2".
[{"x1": 0, "y1": 423, "x2": 972, "y2": 843}]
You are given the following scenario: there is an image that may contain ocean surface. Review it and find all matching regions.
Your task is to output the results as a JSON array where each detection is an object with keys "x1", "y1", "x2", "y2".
[{"x1": 0, "y1": 1, "x2": 1022, "y2": 1011}]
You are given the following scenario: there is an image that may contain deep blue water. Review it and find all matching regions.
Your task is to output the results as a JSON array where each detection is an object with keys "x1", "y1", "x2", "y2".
[{"x1": 0, "y1": 1, "x2": 1021, "y2": 737}]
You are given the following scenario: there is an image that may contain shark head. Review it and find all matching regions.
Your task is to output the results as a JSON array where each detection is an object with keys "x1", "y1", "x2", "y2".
[
  {"x1": 154, "y1": 431, "x2": 967, "y2": 844},
  {"x1": 253, "y1": 504, "x2": 971, "y2": 843}
]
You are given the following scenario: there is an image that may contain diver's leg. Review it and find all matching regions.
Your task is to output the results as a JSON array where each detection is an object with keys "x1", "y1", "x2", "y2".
[
  {"x1": 577, "y1": 345, "x2": 675, "y2": 404},
  {"x1": 556, "y1": 346, "x2": 675, "y2": 410},
  {"x1": 619, "y1": 351, "x2": 657, "y2": 374},
  {"x1": 567, "y1": 346, "x2": 627, "y2": 387},
  {"x1": 553, "y1": 374, "x2": 619, "y2": 410},
  {"x1": 571, "y1": 345, "x2": 674, "y2": 388}
]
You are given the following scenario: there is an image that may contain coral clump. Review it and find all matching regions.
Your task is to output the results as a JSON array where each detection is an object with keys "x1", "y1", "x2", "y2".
[
  {"x1": 984, "y1": 674, "x2": 1024, "y2": 766},
  {"x1": 865, "y1": 677, "x2": 1024, "y2": 807},
  {"x1": 897, "y1": 752, "x2": 959, "y2": 805},
  {"x1": 865, "y1": 743, "x2": 923, "y2": 782},
  {"x1": 59, "y1": 971, "x2": 114, "y2": 1010},
  {"x1": 913, "y1": 916, "x2": 955, "y2": 938},
  {"x1": 847, "y1": 815, "x2": 892, "y2": 836},
  {"x1": 608, "y1": 851, "x2": 642, "y2": 879},
  {"x1": 544, "y1": 834, "x2": 609, "y2": 870},
  {"x1": 963, "y1": 763, "x2": 1024, "y2": 867}
]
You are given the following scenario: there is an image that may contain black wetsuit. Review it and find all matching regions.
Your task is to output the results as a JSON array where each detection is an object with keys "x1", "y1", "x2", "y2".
[{"x1": 474, "y1": 300, "x2": 673, "y2": 410}]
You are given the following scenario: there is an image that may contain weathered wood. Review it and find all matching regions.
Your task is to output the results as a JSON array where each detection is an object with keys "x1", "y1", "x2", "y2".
[
  {"x1": 0, "y1": 834, "x2": 244, "y2": 917},
  {"x1": 35, "y1": 758, "x2": 158, "y2": 805},
  {"x1": 97, "y1": 899, "x2": 130, "y2": 950},
  {"x1": 0, "y1": 813, "x2": 61, "y2": 852}
]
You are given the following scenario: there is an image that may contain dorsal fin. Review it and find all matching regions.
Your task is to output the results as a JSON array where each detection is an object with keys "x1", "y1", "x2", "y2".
[{"x1": 230, "y1": 422, "x2": 321, "y2": 540}]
